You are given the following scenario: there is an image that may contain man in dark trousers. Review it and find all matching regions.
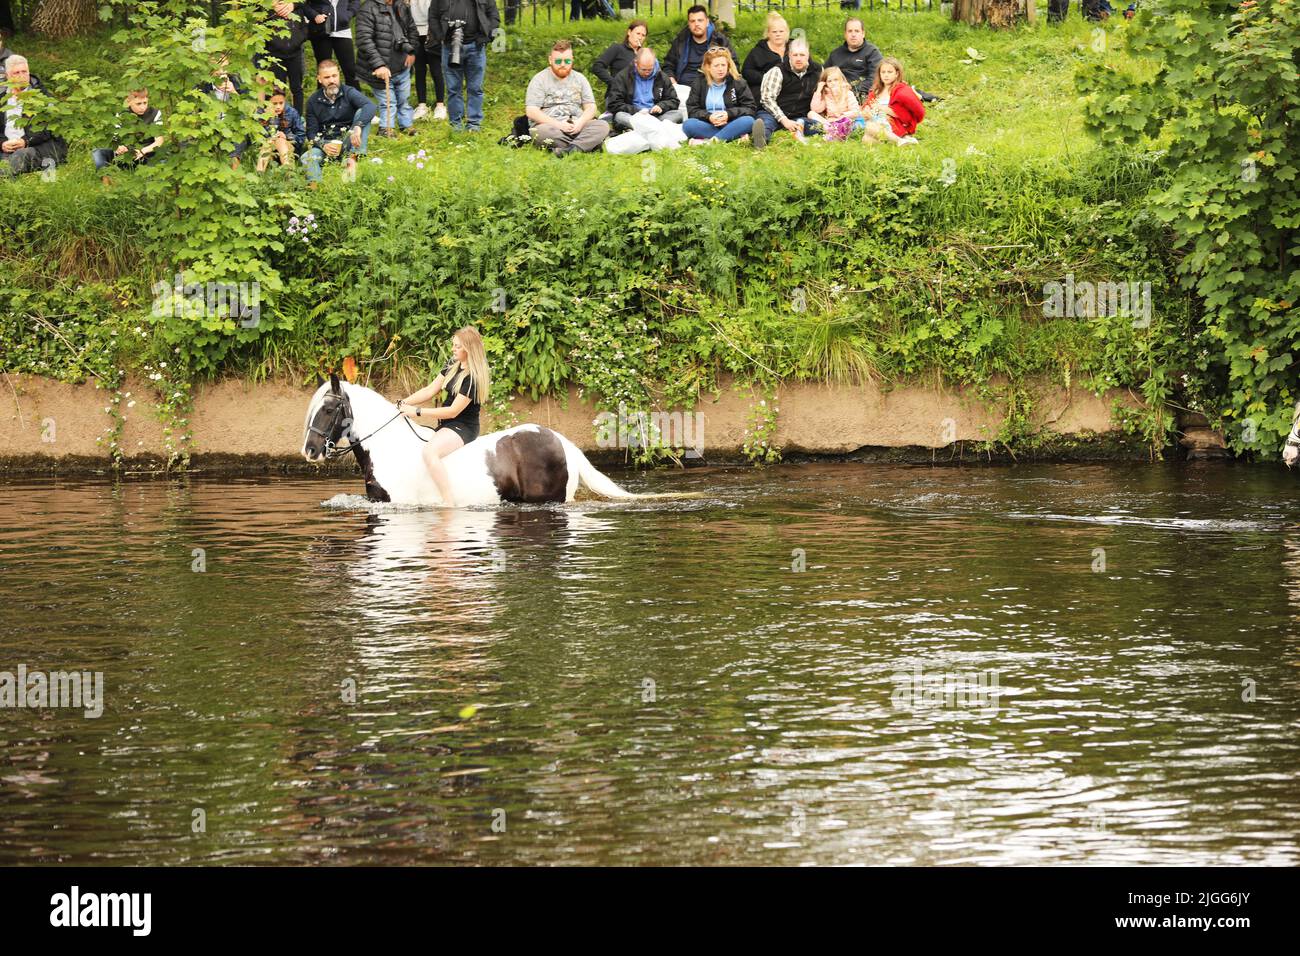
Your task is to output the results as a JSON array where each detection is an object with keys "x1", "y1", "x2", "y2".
[
  {"x1": 428, "y1": 0, "x2": 498, "y2": 132},
  {"x1": 1, "y1": 56, "x2": 68, "y2": 176},
  {"x1": 825, "y1": 17, "x2": 881, "y2": 97},
  {"x1": 756, "y1": 36, "x2": 821, "y2": 142}
]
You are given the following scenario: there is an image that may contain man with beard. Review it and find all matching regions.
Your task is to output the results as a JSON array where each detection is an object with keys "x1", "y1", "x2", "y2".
[
  {"x1": 301, "y1": 58, "x2": 377, "y2": 183},
  {"x1": 1, "y1": 56, "x2": 67, "y2": 176}
]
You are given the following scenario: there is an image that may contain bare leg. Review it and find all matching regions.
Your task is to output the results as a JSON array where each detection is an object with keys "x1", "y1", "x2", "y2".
[{"x1": 422, "y1": 429, "x2": 465, "y2": 506}]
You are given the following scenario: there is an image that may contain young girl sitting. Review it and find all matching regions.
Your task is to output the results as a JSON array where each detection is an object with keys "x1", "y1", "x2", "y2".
[
  {"x1": 807, "y1": 67, "x2": 862, "y2": 142},
  {"x1": 861, "y1": 57, "x2": 925, "y2": 146}
]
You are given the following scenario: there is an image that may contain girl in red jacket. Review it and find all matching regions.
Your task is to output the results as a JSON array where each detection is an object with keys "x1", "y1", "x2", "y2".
[{"x1": 861, "y1": 57, "x2": 924, "y2": 146}]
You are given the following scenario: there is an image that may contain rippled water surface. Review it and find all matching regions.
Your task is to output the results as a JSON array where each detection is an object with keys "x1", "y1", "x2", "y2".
[{"x1": 2, "y1": 462, "x2": 1299, "y2": 865}]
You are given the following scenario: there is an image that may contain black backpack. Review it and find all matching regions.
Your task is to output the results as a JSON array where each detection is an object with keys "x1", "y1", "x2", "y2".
[{"x1": 498, "y1": 115, "x2": 532, "y2": 147}]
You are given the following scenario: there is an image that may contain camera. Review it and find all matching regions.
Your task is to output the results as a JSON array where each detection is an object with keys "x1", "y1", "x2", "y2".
[{"x1": 448, "y1": 20, "x2": 467, "y2": 66}]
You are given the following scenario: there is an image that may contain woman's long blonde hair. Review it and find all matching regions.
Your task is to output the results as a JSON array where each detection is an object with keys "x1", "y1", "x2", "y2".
[{"x1": 449, "y1": 325, "x2": 491, "y2": 403}]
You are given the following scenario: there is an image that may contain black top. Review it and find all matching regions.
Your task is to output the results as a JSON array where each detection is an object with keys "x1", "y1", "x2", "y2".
[
  {"x1": 592, "y1": 40, "x2": 637, "y2": 88},
  {"x1": 826, "y1": 40, "x2": 883, "y2": 95},
  {"x1": 740, "y1": 39, "x2": 786, "y2": 108},
  {"x1": 440, "y1": 360, "x2": 480, "y2": 430}
]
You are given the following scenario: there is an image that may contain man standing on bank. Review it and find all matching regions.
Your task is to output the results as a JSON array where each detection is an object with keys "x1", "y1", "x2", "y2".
[
  {"x1": 355, "y1": 0, "x2": 419, "y2": 137},
  {"x1": 428, "y1": 0, "x2": 498, "y2": 132}
]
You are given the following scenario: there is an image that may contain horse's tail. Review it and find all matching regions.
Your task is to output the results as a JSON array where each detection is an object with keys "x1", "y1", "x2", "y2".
[
  {"x1": 558, "y1": 434, "x2": 706, "y2": 501},
  {"x1": 566, "y1": 440, "x2": 638, "y2": 500}
]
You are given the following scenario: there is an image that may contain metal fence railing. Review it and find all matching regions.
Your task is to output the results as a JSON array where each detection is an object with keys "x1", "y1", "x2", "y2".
[{"x1": 501, "y1": 0, "x2": 938, "y2": 28}]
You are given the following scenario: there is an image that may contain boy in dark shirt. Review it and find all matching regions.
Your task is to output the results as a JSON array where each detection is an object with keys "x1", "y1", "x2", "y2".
[{"x1": 92, "y1": 88, "x2": 164, "y2": 186}]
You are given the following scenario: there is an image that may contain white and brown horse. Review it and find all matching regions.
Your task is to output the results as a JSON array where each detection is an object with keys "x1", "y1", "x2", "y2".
[{"x1": 302, "y1": 375, "x2": 638, "y2": 505}]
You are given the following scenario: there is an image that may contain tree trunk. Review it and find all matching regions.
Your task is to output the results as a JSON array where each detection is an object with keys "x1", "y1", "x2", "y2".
[
  {"x1": 30, "y1": 0, "x2": 99, "y2": 39},
  {"x1": 952, "y1": 0, "x2": 1027, "y2": 27}
]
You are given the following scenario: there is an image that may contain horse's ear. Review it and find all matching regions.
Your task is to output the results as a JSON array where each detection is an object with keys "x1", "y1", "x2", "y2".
[{"x1": 329, "y1": 372, "x2": 341, "y2": 395}]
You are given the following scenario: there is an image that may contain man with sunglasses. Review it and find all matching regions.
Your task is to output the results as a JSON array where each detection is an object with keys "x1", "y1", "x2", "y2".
[{"x1": 525, "y1": 39, "x2": 610, "y2": 157}]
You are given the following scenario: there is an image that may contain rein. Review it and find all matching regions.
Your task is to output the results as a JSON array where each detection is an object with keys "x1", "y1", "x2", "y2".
[{"x1": 322, "y1": 405, "x2": 430, "y2": 460}]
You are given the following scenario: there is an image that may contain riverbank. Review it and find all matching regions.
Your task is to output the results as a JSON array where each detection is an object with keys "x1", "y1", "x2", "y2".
[
  {"x1": 0, "y1": 371, "x2": 1162, "y2": 475},
  {"x1": 3, "y1": 12, "x2": 1208, "y2": 469}
]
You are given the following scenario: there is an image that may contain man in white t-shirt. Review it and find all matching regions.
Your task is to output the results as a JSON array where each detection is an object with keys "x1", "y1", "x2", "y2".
[{"x1": 524, "y1": 40, "x2": 610, "y2": 157}]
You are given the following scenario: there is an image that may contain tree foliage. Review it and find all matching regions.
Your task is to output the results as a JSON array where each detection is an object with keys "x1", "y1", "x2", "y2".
[{"x1": 1079, "y1": 0, "x2": 1300, "y2": 451}]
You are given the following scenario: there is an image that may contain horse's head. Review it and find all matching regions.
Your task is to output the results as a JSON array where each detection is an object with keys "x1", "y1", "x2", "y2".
[{"x1": 302, "y1": 373, "x2": 355, "y2": 462}]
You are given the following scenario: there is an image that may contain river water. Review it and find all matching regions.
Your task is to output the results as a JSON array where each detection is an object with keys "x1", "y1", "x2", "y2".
[{"x1": 2, "y1": 462, "x2": 1298, "y2": 865}]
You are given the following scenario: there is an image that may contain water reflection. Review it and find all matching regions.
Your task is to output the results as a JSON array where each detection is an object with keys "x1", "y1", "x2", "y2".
[{"x1": 1, "y1": 463, "x2": 1298, "y2": 864}]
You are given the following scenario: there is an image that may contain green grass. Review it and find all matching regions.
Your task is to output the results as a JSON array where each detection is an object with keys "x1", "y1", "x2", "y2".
[
  {"x1": 3, "y1": 11, "x2": 1183, "y2": 458},
  {"x1": 8, "y1": 11, "x2": 1124, "y2": 179}
]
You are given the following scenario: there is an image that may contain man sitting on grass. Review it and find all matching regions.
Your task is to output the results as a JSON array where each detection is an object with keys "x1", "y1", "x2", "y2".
[
  {"x1": 607, "y1": 47, "x2": 683, "y2": 132},
  {"x1": 757, "y1": 36, "x2": 822, "y2": 144},
  {"x1": 525, "y1": 40, "x2": 610, "y2": 158},
  {"x1": 302, "y1": 58, "x2": 376, "y2": 184},
  {"x1": 825, "y1": 17, "x2": 881, "y2": 97},
  {"x1": 92, "y1": 87, "x2": 164, "y2": 186},
  {"x1": 1, "y1": 56, "x2": 67, "y2": 177}
]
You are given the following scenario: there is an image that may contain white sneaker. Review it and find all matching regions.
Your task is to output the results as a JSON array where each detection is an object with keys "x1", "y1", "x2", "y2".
[
  {"x1": 412, "y1": 103, "x2": 430, "y2": 121},
  {"x1": 370, "y1": 115, "x2": 379, "y2": 125},
  {"x1": 433, "y1": 103, "x2": 448, "y2": 121},
  {"x1": 897, "y1": 135, "x2": 919, "y2": 146}
]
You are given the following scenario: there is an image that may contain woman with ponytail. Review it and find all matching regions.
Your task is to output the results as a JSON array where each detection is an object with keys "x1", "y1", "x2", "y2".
[{"x1": 396, "y1": 326, "x2": 491, "y2": 506}]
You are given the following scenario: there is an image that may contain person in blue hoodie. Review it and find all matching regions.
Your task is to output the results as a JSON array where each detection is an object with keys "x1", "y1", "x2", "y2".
[
  {"x1": 605, "y1": 47, "x2": 683, "y2": 132},
  {"x1": 665, "y1": 5, "x2": 735, "y2": 88}
]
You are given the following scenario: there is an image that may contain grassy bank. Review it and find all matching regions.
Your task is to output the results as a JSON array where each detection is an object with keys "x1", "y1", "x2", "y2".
[{"x1": 2, "y1": 11, "x2": 1192, "y2": 463}]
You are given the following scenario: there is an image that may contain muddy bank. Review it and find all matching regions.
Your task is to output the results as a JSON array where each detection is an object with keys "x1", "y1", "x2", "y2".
[{"x1": 0, "y1": 372, "x2": 1150, "y2": 475}]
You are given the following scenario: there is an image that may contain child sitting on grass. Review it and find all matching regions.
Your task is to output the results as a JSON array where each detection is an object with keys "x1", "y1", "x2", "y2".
[
  {"x1": 861, "y1": 57, "x2": 924, "y2": 147},
  {"x1": 91, "y1": 88, "x2": 164, "y2": 186},
  {"x1": 255, "y1": 88, "x2": 305, "y2": 172},
  {"x1": 808, "y1": 67, "x2": 863, "y2": 142}
]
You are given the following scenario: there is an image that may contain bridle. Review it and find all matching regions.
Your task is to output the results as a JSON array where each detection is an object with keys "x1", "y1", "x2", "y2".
[{"x1": 309, "y1": 393, "x2": 428, "y2": 460}]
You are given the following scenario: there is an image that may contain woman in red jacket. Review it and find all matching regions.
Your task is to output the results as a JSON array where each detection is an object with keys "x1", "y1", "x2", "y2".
[{"x1": 861, "y1": 57, "x2": 924, "y2": 146}]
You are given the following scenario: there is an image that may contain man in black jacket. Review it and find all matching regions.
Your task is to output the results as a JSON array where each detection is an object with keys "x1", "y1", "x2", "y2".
[
  {"x1": 355, "y1": 0, "x2": 418, "y2": 137},
  {"x1": 0, "y1": 57, "x2": 67, "y2": 176},
  {"x1": 259, "y1": 1, "x2": 311, "y2": 115},
  {"x1": 825, "y1": 17, "x2": 881, "y2": 97},
  {"x1": 428, "y1": 0, "x2": 498, "y2": 132},
  {"x1": 301, "y1": 58, "x2": 378, "y2": 182},
  {"x1": 665, "y1": 6, "x2": 735, "y2": 89},
  {"x1": 606, "y1": 48, "x2": 682, "y2": 132}
]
